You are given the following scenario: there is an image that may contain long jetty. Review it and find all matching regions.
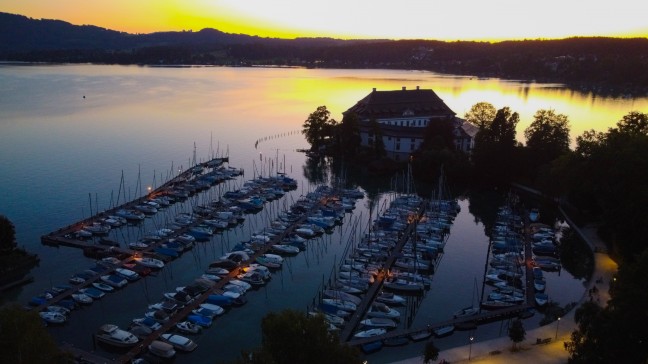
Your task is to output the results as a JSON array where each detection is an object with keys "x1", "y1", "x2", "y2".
[
  {"x1": 40, "y1": 157, "x2": 231, "y2": 250},
  {"x1": 117, "y1": 190, "x2": 343, "y2": 361},
  {"x1": 338, "y1": 200, "x2": 428, "y2": 342}
]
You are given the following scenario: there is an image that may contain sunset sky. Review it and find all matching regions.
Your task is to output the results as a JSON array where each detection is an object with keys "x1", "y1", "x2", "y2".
[{"x1": 3, "y1": 0, "x2": 647, "y2": 41}]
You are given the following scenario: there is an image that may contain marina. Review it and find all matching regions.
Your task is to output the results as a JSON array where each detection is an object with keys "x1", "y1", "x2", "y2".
[
  {"x1": 26, "y1": 154, "x2": 566, "y2": 362},
  {"x1": 0, "y1": 64, "x2": 594, "y2": 363}
]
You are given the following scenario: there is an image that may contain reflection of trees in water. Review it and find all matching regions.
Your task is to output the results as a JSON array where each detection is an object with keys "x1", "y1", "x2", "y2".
[
  {"x1": 466, "y1": 188, "x2": 506, "y2": 234},
  {"x1": 302, "y1": 155, "x2": 331, "y2": 185},
  {"x1": 558, "y1": 227, "x2": 594, "y2": 280}
]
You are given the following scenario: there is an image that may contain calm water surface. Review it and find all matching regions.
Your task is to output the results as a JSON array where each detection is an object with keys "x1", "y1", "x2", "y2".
[{"x1": 1, "y1": 64, "x2": 644, "y2": 363}]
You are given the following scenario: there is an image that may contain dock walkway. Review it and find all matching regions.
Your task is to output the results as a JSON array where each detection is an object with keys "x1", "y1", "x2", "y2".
[{"x1": 338, "y1": 201, "x2": 427, "y2": 343}]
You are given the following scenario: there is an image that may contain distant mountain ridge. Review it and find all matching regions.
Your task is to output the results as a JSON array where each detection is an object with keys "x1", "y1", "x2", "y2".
[
  {"x1": 2, "y1": 12, "x2": 647, "y2": 95},
  {"x1": 0, "y1": 12, "x2": 362, "y2": 52}
]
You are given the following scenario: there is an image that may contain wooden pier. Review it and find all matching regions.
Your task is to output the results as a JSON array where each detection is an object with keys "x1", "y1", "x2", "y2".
[
  {"x1": 40, "y1": 156, "x2": 230, "y2": 249},
  {"x1": 347, "y1": 304, "x2": 530, "y2": 347}
]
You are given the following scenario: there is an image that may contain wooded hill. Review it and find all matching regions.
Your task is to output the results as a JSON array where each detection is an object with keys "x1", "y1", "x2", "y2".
[{"x1": 2, "y1": 12, "x2": 647, "y2": 94}]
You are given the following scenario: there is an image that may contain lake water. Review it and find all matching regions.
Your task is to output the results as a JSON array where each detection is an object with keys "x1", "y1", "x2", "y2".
[{"x1": 1, "y1": 64, "x2": 646, "y2": 363}]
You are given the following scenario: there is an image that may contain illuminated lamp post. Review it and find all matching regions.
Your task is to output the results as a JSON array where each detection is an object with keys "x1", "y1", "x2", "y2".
[
  {"x1": 469, "y1": 336, "x2": 474, "y2": 360},
  {"x1": 555, "y1": 317, "x2": 561, "y2": 339}
]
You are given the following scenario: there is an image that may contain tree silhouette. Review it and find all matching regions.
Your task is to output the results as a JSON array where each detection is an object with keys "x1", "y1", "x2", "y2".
[
  {"x1": 423, "y1": 339, "x2": 440, "y2": 363},
  {"x1": 0, "y1": 215, "x2": 17, "y2": 252},
  {"x1": 508, "y1": 319, "x2": 526, "y2": 351},
  {"x1": 238, "y1": 309, "x2": 362, "y2": 364},
  {"x1": 464, "y1": 102, "x2": 496, "y2": 128},
  {"x1": 0, "y1": 304, "x2": 69, "y2": 363},
  {"x1": 524, "y1": 109, "x2": 571, "y2": 166},
  {"x1": 302, "y1": 106, "x2": 336, "y2": 152}
]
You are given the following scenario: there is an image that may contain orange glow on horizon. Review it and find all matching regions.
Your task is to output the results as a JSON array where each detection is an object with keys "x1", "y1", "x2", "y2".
[{"x1": 1, "y1": 0, "x2": 646, "y2": 42}]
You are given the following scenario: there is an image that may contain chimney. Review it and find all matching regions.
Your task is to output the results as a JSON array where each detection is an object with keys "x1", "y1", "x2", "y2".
[
  {"x1": 416, "y1": 86, "x2": 420, "y2": 90},
  {"x1": 372, "y1": 88, "x2": 376, "y2": 92},
  {"x1": 402, "y1": 86, "x2": 406, "y2": 90}
]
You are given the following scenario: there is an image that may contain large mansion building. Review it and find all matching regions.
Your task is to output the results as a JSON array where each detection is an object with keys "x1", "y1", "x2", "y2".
[{"x1": 343, "y1": 87, "x2": 478, "y2": 159}]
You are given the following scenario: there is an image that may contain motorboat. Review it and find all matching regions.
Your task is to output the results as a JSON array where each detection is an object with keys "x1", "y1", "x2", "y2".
[
  {"x1": 201, "y1": 273, "x2": 221, "y2": 282},
  {"x1": 383, "y1": 278, "x2": 425, "y2": 293},
  {"x1": 270, "y1": 244, "x2": 300, "y2": 255},
  {"x1": 480, "y1": 300, "x2": 516, "y2": 310},
  {"x1": 255, "y1": 255, "x2": 282, "y2": 269},
  {"x1": 45, "y1": 305, "x2": 71, "y2": 316},
  {"x1": 453, "y1": 306, "x2": 479, "y2": 318},
  {"x1": 242, "y1": 264, "x2": 271, "y2": 280},
  {"x1": 101, "y1": 274, "x2": 127, "y2": 288},
  {"x1": 128, "y1": 241, "x2": 149, "y2": 251},
  {"x1": 71, "y1": 292, "x2": 93, "y2": 305},
  {"x1": 192, "y1": 307, "x2": 221, "y2": 319},
  {"x1": 79, "y1": 287, "x2": 105, "y2": 300},
  {"x1": 238, "y1": 271, "x2": 266, "y2": 286},
  {"x1": 322, "y1": 298, "x2": 357, "y2": 312},
  {"x1": 148, "y1": 340, "x2": 176, "y2": 358},
  {"x1": 187, "y1": 314, "x2": 212, "y2": 328},
  {"x1": 207, "y1": 294, "x2": 233, "y2": 307},
  {"x1": 176, "y1": 321, "x2": 201, "y2": 334},
  {"x1": 353, "y1": 328, "x2": 387, "y2": 338},
  {"x1": 376, "y1": 292, "x2": 407, "y2": 306},
  {"x1": 133, "y1": 256, "x2": 165, "y2": 269},
  {"x1": 148, "y1": 301, "x2": 179, "y2": 315},
  {"x1": 360, "y1": 317, "x2": 397, "y2": 329},
  {"x1": 433, "y1": 324, "x2": 455, "y2": 338},
  {"x1": 39, "y1": 311, "x2": 66, "y2": 325},
  {"x1": 209, "y1": 259, "x2": 239, "y2": 270},
  {"x1": 132, "y1": 317, "x2": 162, "y2": 331},
  {"x1": 535, "y1": 293, "x2": 549, "y2": 306},
  {"x1": 160, "y1": 333, "x2": 197, "y2": 352},
  {"x1": 94, "y1": 324, "x2": 139, "y2": 348},
  {"x1": 409, "y1": 330, "x2": 433, "y2": 342},
  {"x1": 488, "y1": 292, "x2": 524, "y2": 303},
  {"x1": 322, "y1": 290, "x2": 361, "y2": 306},
  {"x1": 145, "y1": 310, "x2": 170, "y2": 323},
  {"x1": 114, "y1": 209, "x2": 145, "y2": 221},
  {"x1": 128, "y1": 325, "x2": 152, "y2": 339},
  {"x1": 367, "y1": 302, "x2": 400, "y2": 319},
  {"x1": 115, "y1": 268, "x2": 140, "y2": 281},
  {"x1": 164, "y1": 291, "x2": 193, "y2": 305},
  {"x1": 308, "y1": 311, "x2": 345, "y2": 327},
  {"x1": 205, "y1": 267, "x2": 230, "y2": 276},
  {"x1": 92, "y1": 282, "x2": 114, "y2": 292},
  {"x1": 84, "y1": 222, "x2": 111, "y2": 235},
  {"x1": 134, "y1": 204, "x2": 157, "y2": 215},
  {"x1": 224, "y1": 284, "x2": 246, "y2": 295},
  {"x1": 199, "y1": 303, "x2": 225, "y2": 315}
]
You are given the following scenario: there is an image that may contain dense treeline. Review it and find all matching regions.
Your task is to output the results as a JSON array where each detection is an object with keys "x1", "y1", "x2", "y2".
[
  {"x1": 302, "y1": 104, "x2": 648, "y2": 362},
  {"x1": 0, "y1": 215, "x2": 39, "y2": 287},
  {"x1": 2, "y1": 12, "x2": 647, "y2": 94}
]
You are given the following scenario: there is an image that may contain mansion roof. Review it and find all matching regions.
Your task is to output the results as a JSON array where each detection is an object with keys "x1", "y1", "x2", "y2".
[{"x1": 344, "y1": 87, "x2": 456, "y2": 120}]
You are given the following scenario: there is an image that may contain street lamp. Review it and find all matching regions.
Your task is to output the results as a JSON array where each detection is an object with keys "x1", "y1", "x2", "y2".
[
  {"x1": 469, "y1": 336, "x2": 474, "y2": 360},
  {"x1": 555, "y1": 317, "x2": 561, "y2": 339}
]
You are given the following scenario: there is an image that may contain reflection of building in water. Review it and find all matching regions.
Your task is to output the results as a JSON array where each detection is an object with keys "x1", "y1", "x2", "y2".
[{"x1": 344, "y1": 86, "x2": 478, "y2": 159}]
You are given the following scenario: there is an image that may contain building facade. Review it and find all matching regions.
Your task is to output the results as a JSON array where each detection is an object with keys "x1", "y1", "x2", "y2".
[{"x1": 344, "y1": 87, "x2": 478, "y2": 159}]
